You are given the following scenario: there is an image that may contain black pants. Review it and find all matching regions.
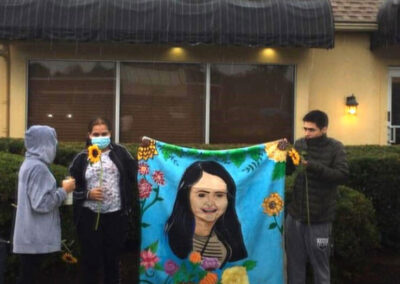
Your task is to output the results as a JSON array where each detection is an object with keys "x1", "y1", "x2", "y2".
[
  {"x1": 77, "y1": 207, "x2": 128, "y2": 284},
  {"x1": 16, "y1": 254, "x2": 48, "y2": 284}
]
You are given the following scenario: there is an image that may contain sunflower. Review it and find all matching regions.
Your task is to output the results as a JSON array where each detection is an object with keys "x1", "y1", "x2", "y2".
[
  {"x1": 61, "y1": 252, "x2": 78, "y2": 264},
  {"x1": 137, "y1": 139, "x2": 158, "y2": 161},
  {"x1": 88, "y1": 144, "x2": 102, "y2": 163},
  {"x1": 264, "y1": 141, "x2": 287, "y2": 163},
  {"x1": 262, "y1": 192, "x2": 284, "y2": 216},
  {"x1": 288, "y1": 148, "x2": 300, "y2": 166}
]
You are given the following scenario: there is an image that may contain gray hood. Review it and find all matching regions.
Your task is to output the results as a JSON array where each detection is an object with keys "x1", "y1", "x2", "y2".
[{"x1": 25, "y1": 125, "x2": 57, "y2": 164}]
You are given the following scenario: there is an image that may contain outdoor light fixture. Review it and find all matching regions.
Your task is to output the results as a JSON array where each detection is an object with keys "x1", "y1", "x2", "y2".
[
  {"x1": 47, "y1": 114, "x2": 54, "y2": 118},
  {"x1": 346, "y1": 94, "x2": 358, "y2": 115}
]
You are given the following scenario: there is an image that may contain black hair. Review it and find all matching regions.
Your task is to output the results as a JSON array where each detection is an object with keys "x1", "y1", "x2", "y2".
[
  {"x1": 165, "y1": 161, "x2": 247, "y2": 265},
  {"x1": 86, "y1": 117, "x2": 112, "y2": 146},
  {"x1": 303, "y1": 110, "x2": 329, "y2": 129}
]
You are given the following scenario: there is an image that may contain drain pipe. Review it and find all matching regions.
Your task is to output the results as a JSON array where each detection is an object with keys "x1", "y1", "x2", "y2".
[{"x1": 0, "y1": 43, "x2": 10, "y2": 137}]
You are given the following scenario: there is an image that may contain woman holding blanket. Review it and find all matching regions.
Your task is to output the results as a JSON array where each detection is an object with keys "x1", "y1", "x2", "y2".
[{"x1": 69, "y1": 117, "x2": 138, "y2": 284}]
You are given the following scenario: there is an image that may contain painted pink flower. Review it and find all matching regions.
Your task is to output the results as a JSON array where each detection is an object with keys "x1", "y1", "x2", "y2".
[
  {"x1": 152, "y1": 170, "x2": 165, "y2": 185},
  {"x1": 164, "y1": 259, "x2": 179, "y2": 275},
  {"x1": 201, "y1": 257, "x2": 220, "y2": 271},
  {"x1": 138, "y1": 162, "x2": 150, "y2": 175},
  {"x1": 140, "y1": 249, "x2": 159, "y2": 270},
  {"x1": 139, "y1": 178, "x2": 152, "y2": 199}
]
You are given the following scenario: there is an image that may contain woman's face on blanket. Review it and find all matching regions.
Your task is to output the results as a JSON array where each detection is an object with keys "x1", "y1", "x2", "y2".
[{"x1": 189, "y1": 171, "x2": 228, "y2": 224}]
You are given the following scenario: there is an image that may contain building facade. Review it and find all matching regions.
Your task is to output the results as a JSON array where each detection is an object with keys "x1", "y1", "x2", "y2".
[{"x1": 1, "y1": 0, "x2": 399, "y2": 145}]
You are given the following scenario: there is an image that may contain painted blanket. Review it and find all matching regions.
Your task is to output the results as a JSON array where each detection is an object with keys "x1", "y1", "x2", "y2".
[{"x1": 137, "y1": 139, "x2": 286, "y2": 284}]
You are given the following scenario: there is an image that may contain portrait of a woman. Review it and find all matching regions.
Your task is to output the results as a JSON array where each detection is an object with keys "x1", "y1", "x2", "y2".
[{"x1": 165, "y1": 161, "x2": 247, "y2": 268}]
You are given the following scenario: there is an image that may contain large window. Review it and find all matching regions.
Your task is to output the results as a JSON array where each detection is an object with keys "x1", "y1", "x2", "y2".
[
  {"x1": 28, "y1": 61, "x2": 294, "y2": 144},
  {"x1": 28, "y1": 61, "x2": 115, "y2": 141},
  {"x1": 210, "y1": 64, "x2": 294, "y2": 143},
  {"x1": 120, "y1": 63, "x2": 205, "y2": 143}
]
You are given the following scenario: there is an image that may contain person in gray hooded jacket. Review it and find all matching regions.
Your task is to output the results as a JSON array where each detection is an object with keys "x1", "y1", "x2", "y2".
[{"x1": 13, "y1": 125, "x2": 75, "y2": 284}]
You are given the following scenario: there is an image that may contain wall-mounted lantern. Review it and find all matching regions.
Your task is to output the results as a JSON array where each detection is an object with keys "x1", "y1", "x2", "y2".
[{"x1": 346, "y1": 94, "x2": 358, "y2": 115}]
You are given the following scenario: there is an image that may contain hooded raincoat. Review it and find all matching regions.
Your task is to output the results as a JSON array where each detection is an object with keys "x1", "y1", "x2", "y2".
[{"x1": 13, "y1": 125, "x2": 67, "y2": 254}]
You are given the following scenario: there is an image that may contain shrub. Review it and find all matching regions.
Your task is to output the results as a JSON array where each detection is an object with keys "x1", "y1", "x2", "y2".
[
  {"x1": 333, "y1": 186, "x2": 380, "y2": 262},
  {"x1": 346, "y1": 155, "x2": 400, "y2": 250}
]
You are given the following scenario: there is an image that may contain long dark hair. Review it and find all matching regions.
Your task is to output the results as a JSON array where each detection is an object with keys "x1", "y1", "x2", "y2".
[{"x1": 165, "y1": 161, "x2": 247, "y2": 264}]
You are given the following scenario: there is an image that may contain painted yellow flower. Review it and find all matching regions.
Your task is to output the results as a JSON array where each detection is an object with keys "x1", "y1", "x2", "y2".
[
  {"x1": 189, "y1": 251, "x2": 202, "y2": 264},
  {"x1": 88, "y1": 144, "x2": 101, "y2": 163},
  {"x1": 137, "y1": 139, "x2": 158, "y2": 160},
  {"x1": 262, "y1": 192, "x2": 284, "y2": 216},
  {"x1": 288, "y1": 148, "x2": 300, "y2": 166},
  {"x1": 221, "y1": 266, "x2": 249, "y2": 284},
  {"x1": 265, "y1": 141, "x2": 287, "y2": 163},
  {"x1": 61, "y1": 252, "x2": 78, "y2": 264},
  {"x1": 200, "y1": 272, "x2": 218, "y2": 284}
]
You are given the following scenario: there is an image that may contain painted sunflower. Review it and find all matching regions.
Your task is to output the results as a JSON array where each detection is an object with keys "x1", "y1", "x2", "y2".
[
  {"x1": 264, "y1": 141, "x2": 287, "y2": 163},
  {"x1": 288, "y1": 148, "x2": 300, "y2": 166},
  {"x1": 61, "y1": 252, "x2": 78, "y2": 264},
  {"x1": 88, "y1": 144, "x2": 101, "y2": 163},
  {"x1": 137, "y1": 139, "x2": 158, "y2": 161},
  {"x1": 262, "y1": 192, "x2": 284, "y2": 216}
]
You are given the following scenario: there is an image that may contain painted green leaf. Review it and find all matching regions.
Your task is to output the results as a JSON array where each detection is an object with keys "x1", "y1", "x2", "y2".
[
  {"x1": 230, "y1": 150, "x2": 247, "y2": 167},
  {"x1": 248, "y1": 147, "x2": 264, "y2": 161},
  {"x1": 186, "y1": 148, "x2": 200, "y2": 157},
  {"x1": 198, "y1": 270, "x2": 207, "y2": 279},
  {"x1": 148, "y1": 240, "x2": 159, "y2": 253},
  {"x1": 242, "y1": 260, "x2": 257, "y2": 271},
  {"x1": 160, "y1": 146, "x2": 173, "y2": 160},
  {"x1": 154, "y1": 263, "x2": 163, "y2": 271},
  {"x1": 139, "y1": 266, "x2": 145, "y2": 274},
  {"x1": 272, "y1": 162, "x2": 286, "y2": 180},
  {"x1": 269, "y1": 222, "x2": 278, "y2": 229}
]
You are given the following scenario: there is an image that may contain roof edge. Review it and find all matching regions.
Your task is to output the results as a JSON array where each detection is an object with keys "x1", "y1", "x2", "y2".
[{"x1": 335, "y1": 22, "x2": 378, "y2": 32}]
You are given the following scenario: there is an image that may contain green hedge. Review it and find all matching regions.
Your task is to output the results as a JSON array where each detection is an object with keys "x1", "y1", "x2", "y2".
[{"x1": 346, "y1": 155, "x2": 400, "y2": 250}]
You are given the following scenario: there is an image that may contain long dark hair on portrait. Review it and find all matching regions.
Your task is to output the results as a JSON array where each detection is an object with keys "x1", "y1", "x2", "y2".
[{"x1": 165, "y1": 161, "x2": 247, "y2": 265}]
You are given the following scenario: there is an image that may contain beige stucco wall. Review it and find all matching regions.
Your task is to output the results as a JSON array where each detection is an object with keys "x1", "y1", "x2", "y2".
[
  {"x1": 4, "y1": 33, "x2": 400, "y2": 145},
  {"x1": 309, "y1": 32, "x2": 388, "y2": 145}
]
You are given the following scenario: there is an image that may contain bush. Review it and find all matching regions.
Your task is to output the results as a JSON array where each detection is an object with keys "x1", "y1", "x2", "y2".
[
  {"x1": 332, "y1": 186, "x2": 380, "y2": 268},
  {"x1": 346, "y1": 155, "x2": 400, "y2": 250},
  {"x1": 0, "y1": 138, "x2": 25, "y2": 155}
]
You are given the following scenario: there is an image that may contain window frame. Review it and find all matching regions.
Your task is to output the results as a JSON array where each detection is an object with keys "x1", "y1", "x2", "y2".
[{"x1": 27, "y1": 59, "x2": 295, "y2": 144}]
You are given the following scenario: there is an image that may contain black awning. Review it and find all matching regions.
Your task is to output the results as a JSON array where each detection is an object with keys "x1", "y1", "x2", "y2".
[
  {"x1": 0, "y1": 0, "x2": 334, "y2": 48},
  {"x1": 371, "y1": 0, "x2": 400, "y2": 49}
]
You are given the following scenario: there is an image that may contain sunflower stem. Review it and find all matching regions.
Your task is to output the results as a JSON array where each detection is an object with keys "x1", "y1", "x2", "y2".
[
  {"x1": 94, "y1": 158, "x2": 103, "y2": 231},
  {"x1": 273, "y1": 215, "x2": 283, "y2": 234}
]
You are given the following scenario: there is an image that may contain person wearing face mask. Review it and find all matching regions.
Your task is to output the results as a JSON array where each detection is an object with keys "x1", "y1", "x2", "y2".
[
  {"x1": 69, "y1": 117, "x2": 138, "y2": 284},
  {"x1": 13, "y1": 125, "x2": 76, "y2": 284}
]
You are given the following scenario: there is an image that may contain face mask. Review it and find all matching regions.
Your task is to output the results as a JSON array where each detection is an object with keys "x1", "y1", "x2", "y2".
[{"x1": 91, "y1": 136, "x2": 111, "y2": 150}]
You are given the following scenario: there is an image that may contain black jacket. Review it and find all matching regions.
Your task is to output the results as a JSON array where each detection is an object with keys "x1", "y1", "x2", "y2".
[
  {"x1": 69, "y1": 143, "x2": 138, "y2": 225},
  {"x1": 287, "y1": 135, "x2": 349, "y2": 223}
]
